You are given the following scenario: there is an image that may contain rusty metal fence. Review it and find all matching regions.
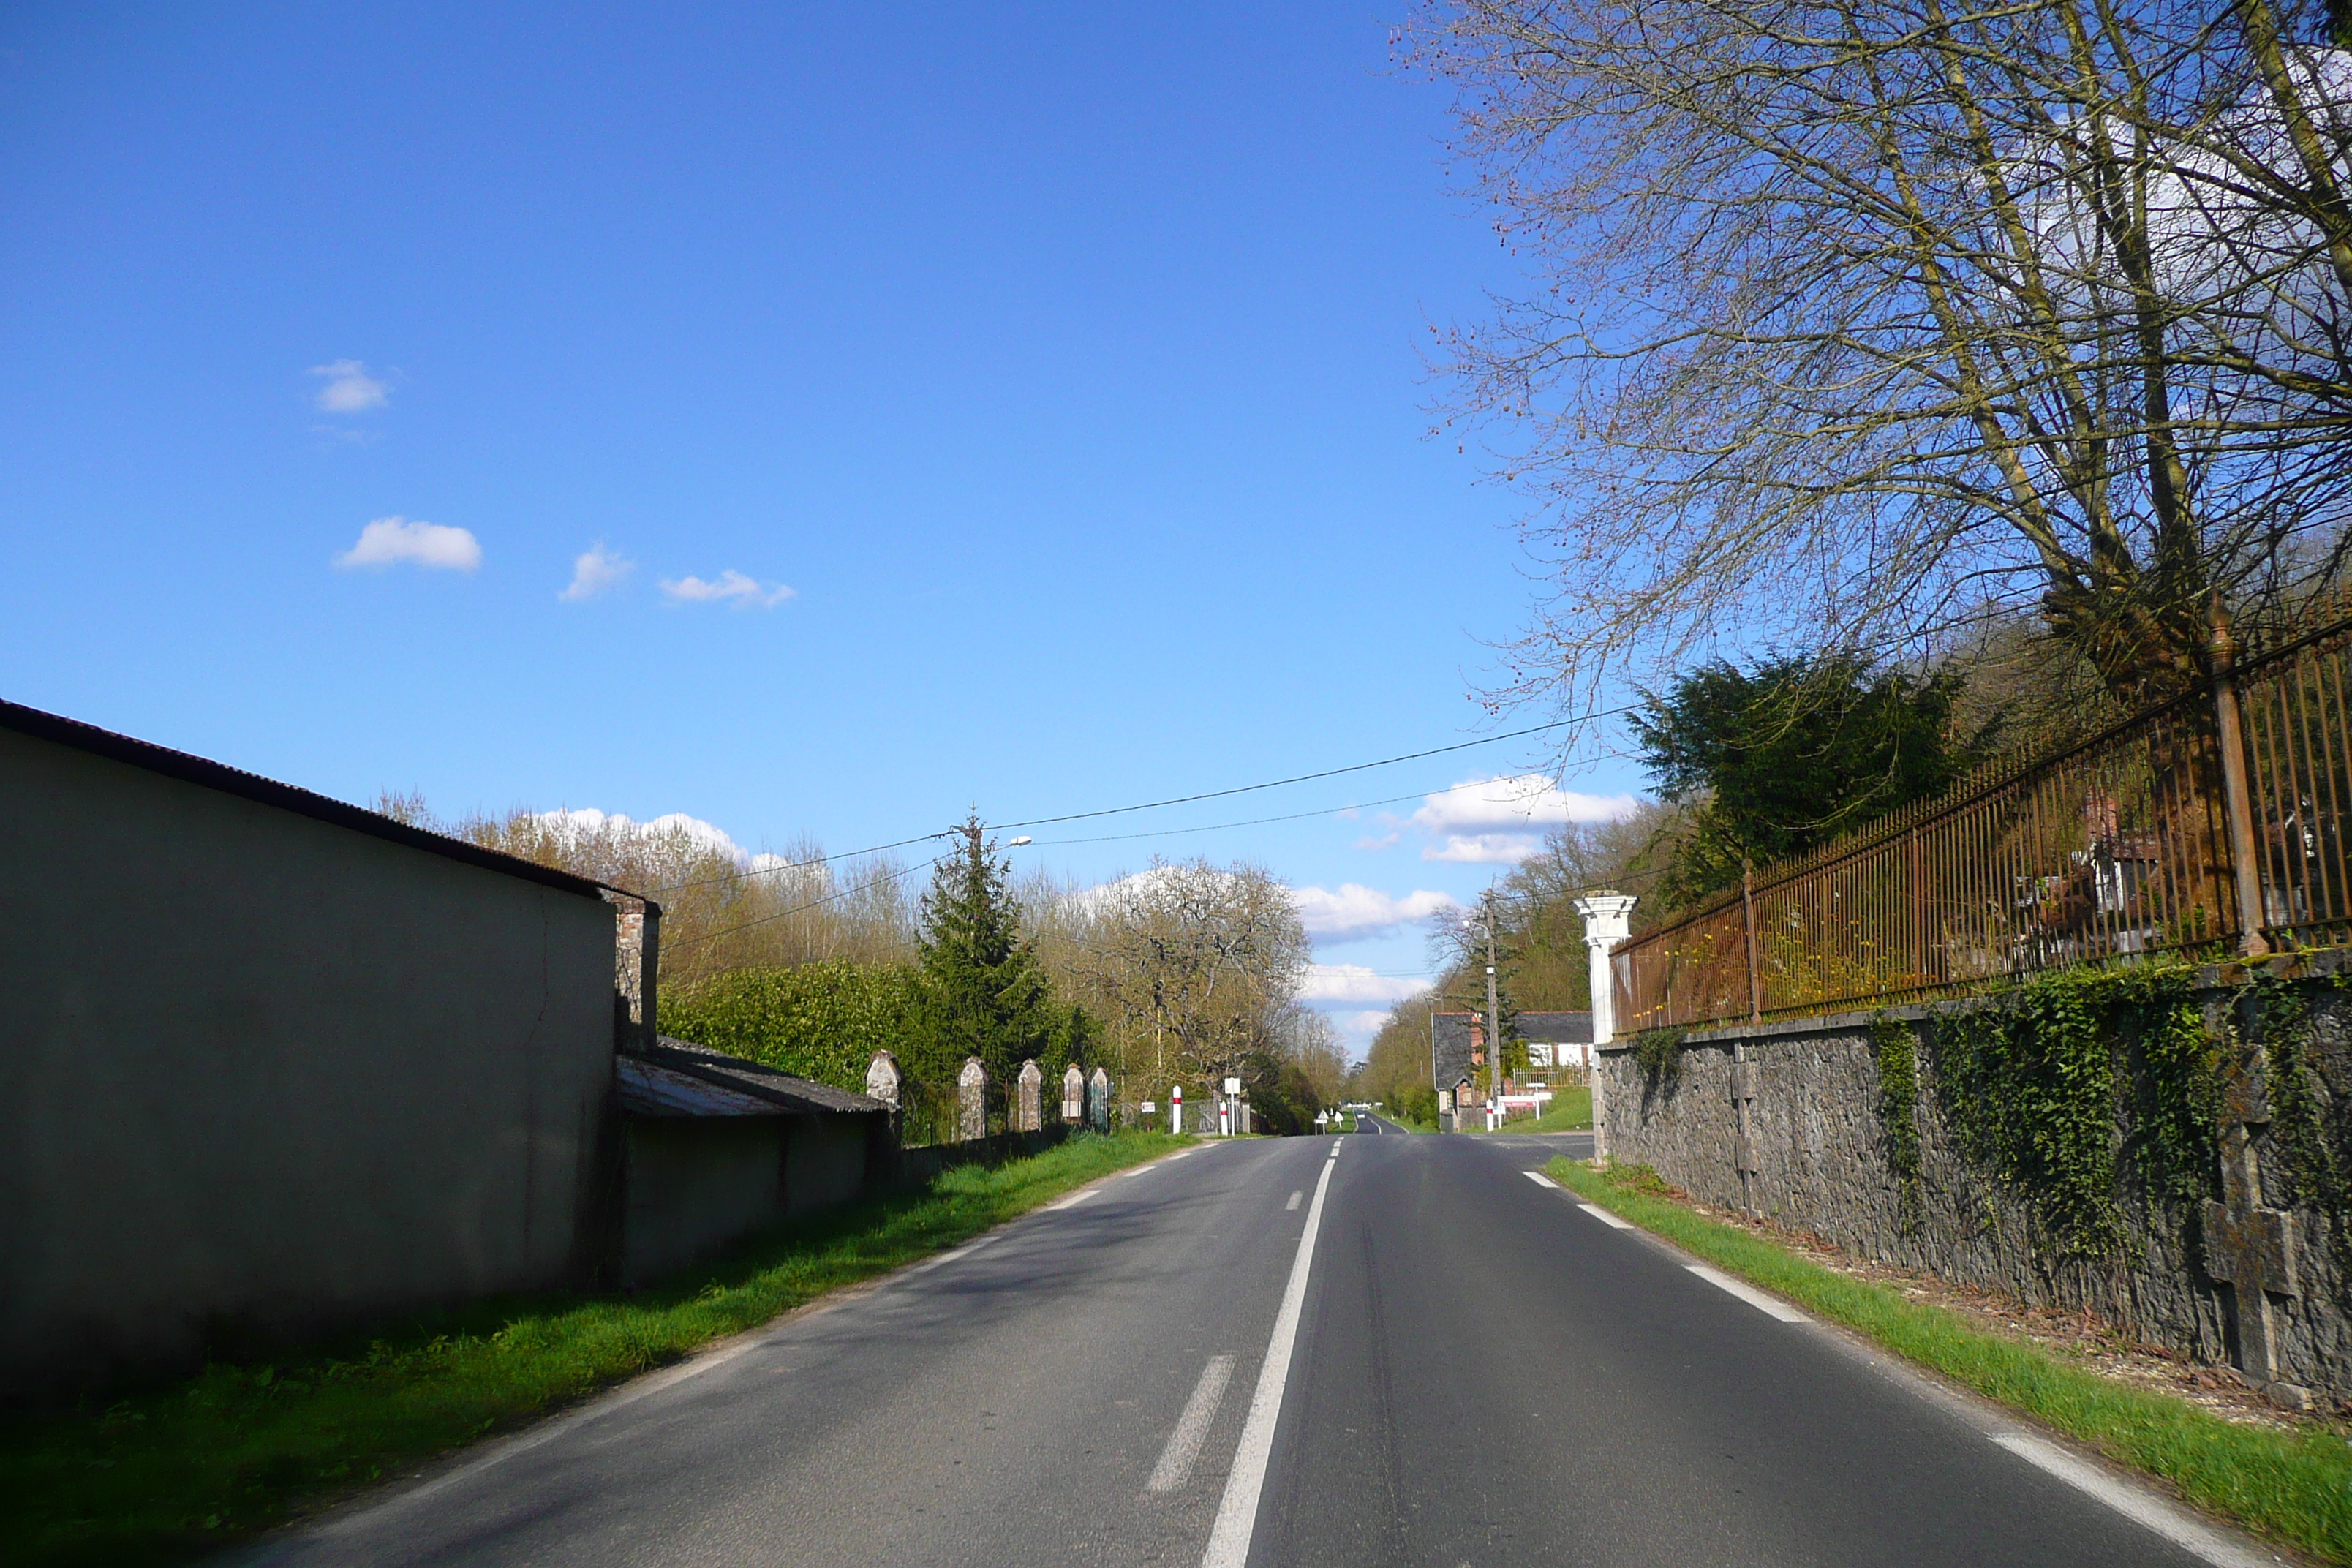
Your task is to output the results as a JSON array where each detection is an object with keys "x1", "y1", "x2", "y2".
[{"x1": 1613, "y1": 611, "x2": 2352, "y2": 1032}]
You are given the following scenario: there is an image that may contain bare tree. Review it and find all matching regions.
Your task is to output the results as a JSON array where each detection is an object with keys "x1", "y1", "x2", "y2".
[
  {"x1": 1058, "y1": 858, "x2": 1311, "y2": 1094},
  {"x1": 1411, "y1": 0, "x2": 2352, "y2": 727}
]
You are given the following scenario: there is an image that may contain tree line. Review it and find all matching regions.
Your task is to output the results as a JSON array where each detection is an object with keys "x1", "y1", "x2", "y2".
[{"x1": 379, "y1": 796, "x2": 1343, "y2": 1139}]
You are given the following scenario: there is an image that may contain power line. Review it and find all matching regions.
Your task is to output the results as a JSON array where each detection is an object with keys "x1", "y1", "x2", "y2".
[
  {"x1": 643, "y1": 829, "x2": 954, "y2": 897},
  {"x1": 993, "y1": 706, "x2": 1639, "y2": 832}
]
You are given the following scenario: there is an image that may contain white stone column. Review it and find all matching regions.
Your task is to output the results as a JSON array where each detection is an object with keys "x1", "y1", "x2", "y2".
[{"x1": 1572, "y1": 893, "x2": 1637, "y2": 1162}]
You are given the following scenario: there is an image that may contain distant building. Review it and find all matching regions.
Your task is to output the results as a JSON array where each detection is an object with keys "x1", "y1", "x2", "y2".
[{"x1": 1431, "y1": 1009, "x2": 1595, "y2": 1127}]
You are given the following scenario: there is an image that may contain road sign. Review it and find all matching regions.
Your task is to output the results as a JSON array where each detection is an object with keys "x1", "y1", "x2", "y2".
[{"x1": 1224, "y1": 1077, "x2": 1241, "y2": 1096}]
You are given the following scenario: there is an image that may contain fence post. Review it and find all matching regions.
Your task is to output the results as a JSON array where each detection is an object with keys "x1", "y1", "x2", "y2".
[
  {"x1": 2209, "y1": 603, "x2": 2273, "y2": 958},
  {"x1": 1741, "y1": 862, "x2": 1763, "y2": 1023}
]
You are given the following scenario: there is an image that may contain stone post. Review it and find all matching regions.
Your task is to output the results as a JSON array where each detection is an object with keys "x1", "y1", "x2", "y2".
[
  {"x1": 1088, "y1": 1067, "x2": 1110, "y2": 1131},
  {"x1": 957, "y1": 1056, "x2": 988, "y2": 1142},
  {"x1": 1573, "y1": 893, "x2": 1637, "y2": 1162},
  {"x1": 1017, "y1": 1059, "x2": 1043, "y2": 1133},
  {"x1": 864, "y1": 1050, "x2": 902, "y2": 1110},
  {"x1": 2204, "y1": 1041, "x2": 2309, "y2": 1408},
  {"x1": 1062, "y1": 1063, "x2": 1085, "y2": 1123}
]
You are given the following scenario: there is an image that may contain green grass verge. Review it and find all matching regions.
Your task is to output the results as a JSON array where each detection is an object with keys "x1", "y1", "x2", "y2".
[
  {"x1": 1491, "y1": 1086, "x2": 1592, "y2": 1133},
  {"x1": 2, "y1": 1131, "x2": 1188, "y2": 1568},
  {"x1": 1550, "y1": 1158, "x2": 2352, "y2": 1564}
]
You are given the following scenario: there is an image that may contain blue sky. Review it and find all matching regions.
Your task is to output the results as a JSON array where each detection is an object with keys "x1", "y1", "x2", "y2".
[{"x1": 0, "y1": 2, "x2": 1651, "y2": 1050}]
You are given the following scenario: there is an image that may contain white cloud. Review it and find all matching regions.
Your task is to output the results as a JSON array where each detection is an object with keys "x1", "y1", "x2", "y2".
[
  {"x1": 310, "y1": 358, "x2": 389, "y2": 413},
  {"x1": 1392, "y1": 774, "x2": 1641, "y2": 863},
  {"x1": 333, "y1": 516, "x2": 481, "y2": 572},
  {"x1": 560, "y1": 543, "x2": 633, "y2": 602},
  {"x1": 1426, "y1": 833, "x2": 1546, "y2": 864},
  {"x1": 1299, "y1": 964, "x2": 1433, "y2": 1005},
  {"x1": 1409, "y1": 773, "x2": 1638, "y2": 832},
  {"x1": 660, "y1": 569, "x2": 796, "y2": 609},
  {"x1": 1288, "y1": 883, "x2": 1461, "y2": 941}
]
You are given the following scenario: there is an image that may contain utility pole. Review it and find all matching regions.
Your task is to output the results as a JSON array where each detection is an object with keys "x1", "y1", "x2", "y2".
[{"x1": 1483, "y1": 889, "x2": 1503, "y2": 1133}]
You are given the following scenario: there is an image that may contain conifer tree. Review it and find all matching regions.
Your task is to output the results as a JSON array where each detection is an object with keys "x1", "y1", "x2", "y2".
[{"x1": 916, "y1": 815, "x2": 1055, "y2": 1104}]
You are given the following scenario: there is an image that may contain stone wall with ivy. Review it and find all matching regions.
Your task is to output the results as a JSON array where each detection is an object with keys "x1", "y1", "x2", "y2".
[{"x1": 1596, "y1": 954, "x2": 2352, "y2": 1398}]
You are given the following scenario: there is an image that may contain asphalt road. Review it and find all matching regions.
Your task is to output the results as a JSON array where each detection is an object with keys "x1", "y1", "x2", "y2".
[{"x1": 241, "y1": 1131, "x2": 2270, "y2": 1568}]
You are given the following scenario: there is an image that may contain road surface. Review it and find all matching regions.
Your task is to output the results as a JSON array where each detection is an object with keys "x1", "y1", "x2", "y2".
[{"x1": 241, "y1": 1131, "x2": 2271, "y2": 1567}]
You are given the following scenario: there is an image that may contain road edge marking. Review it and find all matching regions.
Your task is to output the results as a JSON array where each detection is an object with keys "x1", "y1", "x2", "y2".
[
  {"x1": 1199, "y1": 1144, "x2": 1339, "y2": 1567},
  {"x1": 1685, "y1": 1262, "x2": 1810, "y2": 1322},
  {"x1": 1523, "y1": 1170, "x2": 1560, "y2": 1188},
  {"x1": 1577, "y1": 1202, "x2": 1636, "y2": 1229},
  {"x1": 1988, "y1": 1433, "x2": 2277, "y2": 1568}
]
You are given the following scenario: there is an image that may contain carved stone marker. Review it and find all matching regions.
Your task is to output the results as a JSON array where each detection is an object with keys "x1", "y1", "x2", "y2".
[
  {"x1": 1088, "y1": 1066, "x2": 1111, "y2": 1132},
  {"x1": 1017, "y1": 1059, "x2": 1043, "y2": 1133},
  {"x1": 2202, "y1": 1045, "x2": 2309, "y2": 1408},
  {"x1": 1730, "y1": 1055, "x2": 1762, "y2": 1214},
  {"x1": 957, "y1": 1056, "x2": 988, "y2": 1142},
  {"x1": 1063, "y1": 1063, "x2": 1085, "y2": 1123},
  {"x1": 864, "y1": 1049, "x2": 902, "y2": 1110}
]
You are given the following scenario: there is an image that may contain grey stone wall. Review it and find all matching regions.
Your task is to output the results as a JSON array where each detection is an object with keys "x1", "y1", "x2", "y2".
[{"x1": 1597, "y1": 963, "x2": 2351, "y2": 1400}]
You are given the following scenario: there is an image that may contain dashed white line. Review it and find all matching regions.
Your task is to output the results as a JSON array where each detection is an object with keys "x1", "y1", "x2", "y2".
[
  {"x1": 1578, "y1": 1202, "x2": 1636, "y2": 1229},
  {"x1": 1988, "y1": 1433, "x2": 2276, "y2": 1568},
  {"x1": 1145, "y1": 1355, "x2": 1235, "y2": 1493},
  {"x1": 1044, "y1": 1186, "x2": 1100, "y2": 1211},
  {"x1": 1285, "y1": 1190, "x2": 1302, "y2": 1211},
  {"x1": 1685, "y1": 1263, "x2": 1809, "y2": 1322},
  {"x1": 1523, "y1": 1170, "x2": 1560, "y2": 1188}
]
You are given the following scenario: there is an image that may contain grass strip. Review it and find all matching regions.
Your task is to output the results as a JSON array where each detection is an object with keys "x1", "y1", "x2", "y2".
[
  {"x1": 2, "y1": 1130, "x2": 1188, "y2": 1568},
  {"x1": 1490, "y1": 1086, "x2": 1593, "y2": 1133},
  {"x1": 1550, "y1": 1158, "x2": 2352, "y2": 1564}
]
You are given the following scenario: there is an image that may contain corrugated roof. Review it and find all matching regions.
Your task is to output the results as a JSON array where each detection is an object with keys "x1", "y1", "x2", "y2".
[
  {"x1": 0, "y1": 697, "x2": 616, "y2": 902},
  {"x1": 617, "y1": 1055, "x2": 792, "y2": 1117},
  {"x1": 638, "y1": 1038, "x2": 887, "y2": 1117}
]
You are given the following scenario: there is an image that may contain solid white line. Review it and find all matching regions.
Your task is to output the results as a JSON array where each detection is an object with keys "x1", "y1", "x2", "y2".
[
  {"x1": 1989, "y1": 1433, "x2": 2275, "y2": 1568},
  {"x1": 1199, "y1": 1148, "x2": 1338, "y2": 1568},
  {"x1": 1145, "y1": 1355, "x2": 1236, "y2": 1493},
  {"x1": 1523, "y1": 1170, "x2": 1560, "y2": 1188},
  {"x1": 1578, "y1": 1202, "x2": 1636, "y2": 1230},
  {"x1": 907, "y1": 1235, "x2": 997, "y2": 1275},
  {"x1": 1685, "y1": 1264, "x2": 1809, "y2": 1323},
  {"x1": 1285, "y1": 1190, "x2": 1302, "y2": 1210}
]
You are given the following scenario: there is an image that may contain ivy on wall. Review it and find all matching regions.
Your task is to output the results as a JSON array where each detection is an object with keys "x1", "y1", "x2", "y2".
[
  {"x1": 1929, "y1": 962, "x2": 2217, "y2": 1256},
  {"x1": 1869, "y1": 1013, "x2": 1921, "y2": 1200},
  {"x1": 2243, "y1": 969, "x2": 2350, "y2": 1215},
  {"x1": 1632, "y1": 1026, "x2": 1688, "y2": 1089}
]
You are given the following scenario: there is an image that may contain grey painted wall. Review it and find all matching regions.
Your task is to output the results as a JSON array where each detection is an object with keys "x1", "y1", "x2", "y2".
[
  {"x1": 0, "y1": 727, "x2": 618, "y2": 1396},
  {"x1": 1596, "y1": 969, "x2": 2350, "y2": 1398}
]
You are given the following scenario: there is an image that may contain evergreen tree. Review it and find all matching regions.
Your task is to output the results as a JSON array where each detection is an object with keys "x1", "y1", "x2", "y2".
[{"x1": 916, "y1": 815, "x2": 1057, "y2": 1106}]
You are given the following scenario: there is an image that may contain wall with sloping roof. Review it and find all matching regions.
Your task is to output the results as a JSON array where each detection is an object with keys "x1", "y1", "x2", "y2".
[{"x1": 0, "y1": 723, "x2": 619, "y2": 1397}]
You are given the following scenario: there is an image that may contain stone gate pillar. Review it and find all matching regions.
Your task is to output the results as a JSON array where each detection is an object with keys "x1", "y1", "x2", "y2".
[
  {"x1": 864, "y1": 1049, "x2": 901, "y2": 1110},
  {"x1": 1088, "y1": 1067, "x2": 1111, "y2": 1132},
  {"x1": 1016, "y1": 1059, "x2": 1043, "y2": 1133},
  {"x1": 957, "y1": 1057, "x2": 988, "y2": 1142},
  {"x1": 1062, "y1": 1063, "x2": 1085, "y2": 1123},
  {"x1": 1572, "y1": 892, "x2": 1637, "y2": 1162}
]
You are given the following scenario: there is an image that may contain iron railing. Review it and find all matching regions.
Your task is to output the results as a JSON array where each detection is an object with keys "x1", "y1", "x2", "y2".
[{"x1": 1613, "y1": 611, "x2": 2352, "y2": 1032}]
